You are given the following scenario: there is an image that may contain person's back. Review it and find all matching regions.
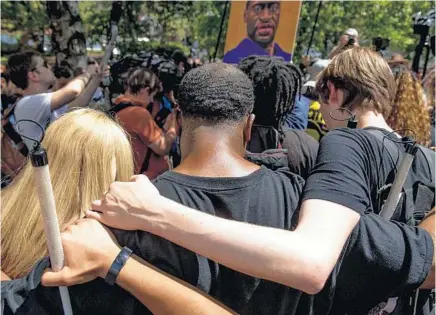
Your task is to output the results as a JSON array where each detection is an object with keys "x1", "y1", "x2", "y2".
[
  {"x1": 149, "y1": 167, "x2": 305, "y2": 314},
  {"x1": 238, "y1": 56, "x2": 318, "y2": 178},
  {"x1": 135, "y1": 63, "x2": 307, "y2": 314},
  {"x1": 1, "y1": 109, "x2": 134, "y2": 280},
  {"x1": 307, "y1": 47, "x2": 435, "y2": 314}
]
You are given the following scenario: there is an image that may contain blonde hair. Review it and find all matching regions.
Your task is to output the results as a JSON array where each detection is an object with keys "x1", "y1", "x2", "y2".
[
  {"x1": 316, "y1": 47, "x2": 397, "y2": 118},
  {"x1": 1, "y1": 108, "x2": 134, "y2": 278},
  {"x1": 387, "y1": 67, "x2": 431, "y2": 146}
]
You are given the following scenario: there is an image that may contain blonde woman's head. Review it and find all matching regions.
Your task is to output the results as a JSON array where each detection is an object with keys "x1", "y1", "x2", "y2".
[{"x1": 2, "y1": 108, "x2": 134, "y2": 278}]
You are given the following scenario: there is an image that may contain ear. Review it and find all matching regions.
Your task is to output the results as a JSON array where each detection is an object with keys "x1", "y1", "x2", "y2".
[
  {"x1": 140, "y1": 87, "x2": 150, "y2": 97},
  {"x1": 244, "y1": 9, "x2": 247, "y2": 23},
  {"x1": 243, "y1": 114, "x2": 255, "y2": 144},
  {"x1": 27, "y1": 71, "x2": 38, "y2": 84}
]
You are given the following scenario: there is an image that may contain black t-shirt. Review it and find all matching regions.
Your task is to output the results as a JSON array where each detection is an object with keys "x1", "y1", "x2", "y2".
[
  {"x1": 140, "y1": 167, "x2": 307, "y2": 315},
  {"x1": 303, "y1": 127, "x2": 435, "y2": 315},
  {"x1": 281, "y1": 129, "x2": 319, "y2": 179},
  {"x1": 2, "y1": 167, "x2": 309, "y2": 315}
]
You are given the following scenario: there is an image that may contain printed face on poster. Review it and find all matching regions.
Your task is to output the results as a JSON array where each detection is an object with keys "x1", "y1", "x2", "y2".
[{"x1": 223, "y1": 1, "x2": 302, "y2": 64}]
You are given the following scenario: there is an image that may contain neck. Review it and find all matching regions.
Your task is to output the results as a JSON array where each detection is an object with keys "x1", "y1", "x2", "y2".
[
  {"x1": 356, "y1": 109, "x2": 392, "y2": 131},
  {"x1": 175, "y1": 125, "x2": 258, "y2": 177},
  {"x1": 22, "y1": 83, "x2": 49, "y2": 96},
  {"x1": 124, "y1": 92, "x2": 148, "y2": 108}
]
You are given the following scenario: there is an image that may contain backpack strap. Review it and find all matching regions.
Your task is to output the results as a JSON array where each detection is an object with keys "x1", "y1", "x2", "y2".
[
  {"x1": 365, "y1": 129, "x2": 402, "y2": 163},
  {"x1": 1, "y1": 99, "x2": 29, "y2": 157},
  {"x1": 107, "y1": 102, "x2": 136, "y2": 118}
]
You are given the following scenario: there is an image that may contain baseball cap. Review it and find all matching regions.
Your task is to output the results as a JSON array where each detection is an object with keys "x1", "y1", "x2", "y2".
[
  {"x1": 344, "y1": 28, "x2": 358, "y2": 38},
  {"x1": 303, "y1": 59, "x2": 331, "y2": 88}
]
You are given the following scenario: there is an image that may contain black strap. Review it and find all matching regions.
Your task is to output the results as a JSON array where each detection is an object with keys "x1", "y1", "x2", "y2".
[
  {"x1": 140, "y1": 148, "x2": 153, "y2": 174},
  {"x1": 1, "y1": 101, "x2": 29, "y2": 157},
  {"x1": 139, "y1": 103, "x2": 172, "y2": 173},
  {"x1": 107, "y1": 102, "x2": 136, "y2": 118},
  {"x1": 366, "y1": 128, "x2": 435, "y2": 179}
]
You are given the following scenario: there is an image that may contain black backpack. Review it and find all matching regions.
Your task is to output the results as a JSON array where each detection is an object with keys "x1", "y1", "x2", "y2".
[
  {"x1": 367, "y1": 129, "x2": 435, "y2": 226},
  {"x1": 245, "y1": 125, "x2": 289, "y2": 171},
  {"x1": 366, "y1": 129, "x2": 435, "y2": 315}
]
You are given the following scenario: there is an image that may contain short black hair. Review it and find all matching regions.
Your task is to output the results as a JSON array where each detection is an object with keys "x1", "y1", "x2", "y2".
[
  {"x1": 7, "y1": 51, "x2": 40, "y2": 89},
  {"x1": 177, "y1": 63, "x2": 254, "y2": 123},
  {"x1": 238, "y1": 56, "x2": 302, "y2": 129},
  {"x1": 125, "y1": 67, "x2": 158, "y2": 95}
]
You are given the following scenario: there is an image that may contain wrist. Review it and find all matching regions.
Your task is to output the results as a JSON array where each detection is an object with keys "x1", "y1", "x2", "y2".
[
  {"x1": 97, "y1": 246, "x2": 121, "y2": 279},
  {"x1": 138, "y1": 195, "x2": 172, "y2": 235},
  {"x1": 103, "y1": 246, "x2": 133, "y2": 285}
]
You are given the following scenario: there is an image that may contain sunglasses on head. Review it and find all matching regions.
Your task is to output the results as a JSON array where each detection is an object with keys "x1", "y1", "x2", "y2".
[
  {"x1": 316, "y1": 79, "x2": 357, "y2": 108},
  {"x1": 30, "y1": 60, "x2": 49, "y2": 72}
]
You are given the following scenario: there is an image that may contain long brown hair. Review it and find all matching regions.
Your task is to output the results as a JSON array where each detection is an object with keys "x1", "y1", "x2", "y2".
[
  {"x1": 1, "y1": 109, "x2": 134, "y2": 278},
  {"x1": 387, "y1": 66, "x2": 431, "y2": 146}
]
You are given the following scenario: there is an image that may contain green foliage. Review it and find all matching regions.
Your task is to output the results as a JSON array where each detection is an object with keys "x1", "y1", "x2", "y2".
[
  {"x1": 1, "y1": 1, "x2": 48, "y2": 34},
  {"x1": 294, "y1": 0, "x2": 434, "y2": 62},
  {"x1": 78, "y1": 1, "x2": 111, "y2": 46},
  {"x1": 124, "y1": 40, "x2": 190, "y2": 56},
  {"x1": 188, "y1": 1, "x2": 229, "y2": 58},
  {"x1": 2, "y1": 0, "x2": 433, "y2": 63}
]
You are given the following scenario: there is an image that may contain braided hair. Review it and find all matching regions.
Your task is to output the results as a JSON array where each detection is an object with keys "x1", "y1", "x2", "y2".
[{"x1": 238, "y1": 56, "x2": 302, "y2": 130}]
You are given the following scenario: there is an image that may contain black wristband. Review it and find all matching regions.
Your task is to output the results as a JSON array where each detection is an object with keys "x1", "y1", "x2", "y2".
[{"x1": 105, "y1": 246, "x2": 133, "y2": 285}]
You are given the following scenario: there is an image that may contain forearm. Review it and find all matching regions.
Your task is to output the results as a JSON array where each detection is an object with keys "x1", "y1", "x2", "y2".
[
  {"x1": 418, "y1": 208, "x2": 435, "y2": 289},
  {"x1": 150, "y1": 130, "x2": 177, "y2": 155},
  {"x1": 67, "y1": 75, "x2": 101, "y2": 109},
  {"x1": 144, "y1": 197, "x2": 324, "y2": 294},
  {"x1": 64, "y1": 72, "x2": 92, "y2": 98},
  {"x1": 328, "y1": 45, "x2": 343, "y2": 59},
  {"x1": 115, "y1": 254, "x2": 236, "y2": 315}
]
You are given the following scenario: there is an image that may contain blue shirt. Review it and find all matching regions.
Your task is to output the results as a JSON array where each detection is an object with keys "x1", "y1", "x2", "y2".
[
  {"x1": 282, "y1": 95, "x2": 310, "y2": 131},
  {"x1": 223, "y1": 38, "x2": 292, "y2": 64}
]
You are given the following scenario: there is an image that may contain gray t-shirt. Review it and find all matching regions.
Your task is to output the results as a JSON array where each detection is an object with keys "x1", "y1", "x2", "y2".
[{"x1": 13, "y1": 93, "x2": 52, "y2": 150}]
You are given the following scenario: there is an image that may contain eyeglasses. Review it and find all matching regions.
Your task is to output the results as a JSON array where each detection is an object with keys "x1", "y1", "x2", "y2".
[
  {"x1": 30, "y1": 60, "x2": 49, "y2": 73},
  {"x1": 251, "y1": 2, "x2": 279, "y2": 15}
]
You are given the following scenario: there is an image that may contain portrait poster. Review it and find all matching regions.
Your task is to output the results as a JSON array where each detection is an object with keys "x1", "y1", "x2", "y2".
[{"x1": 223, "y1": 1, "x2": 302, "y2": 64}]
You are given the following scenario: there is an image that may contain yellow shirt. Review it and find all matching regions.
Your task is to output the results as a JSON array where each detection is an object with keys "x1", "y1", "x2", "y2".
[{"x1": 306, "y1": 101, "x2": 328, "y2": 142}]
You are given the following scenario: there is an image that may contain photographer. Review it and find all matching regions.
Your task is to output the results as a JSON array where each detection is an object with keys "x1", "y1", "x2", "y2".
[
  {"x1": 109, "y1": 67, "x2": 177, "y2": 179},
  {"x1": 328, "y1": 28, "x2": 359, "y2": 59},
  {"x1": 149, "y1": 59, "x2": 183, "y2": 169}
]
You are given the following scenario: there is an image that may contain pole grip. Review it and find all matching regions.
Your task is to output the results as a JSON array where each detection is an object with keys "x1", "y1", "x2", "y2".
[{"x1": 32, "y1": 150, "x2": 73, "y2": 315}]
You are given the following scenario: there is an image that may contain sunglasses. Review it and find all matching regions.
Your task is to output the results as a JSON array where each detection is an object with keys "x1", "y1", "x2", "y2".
[
  {"x1": 30, "y1": 60, "x2": 49, "y2": 72},
  {"x1": 316, "y1": 82, "x2": 330, "y2": 104},
  {"x1": 316, "y1": 79, "x2": 356, "y2": 108}
]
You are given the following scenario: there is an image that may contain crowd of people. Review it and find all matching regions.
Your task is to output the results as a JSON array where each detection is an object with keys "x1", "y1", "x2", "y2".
[{"x1": 0, "y1": 24, "x2": 435, "y2": 315}]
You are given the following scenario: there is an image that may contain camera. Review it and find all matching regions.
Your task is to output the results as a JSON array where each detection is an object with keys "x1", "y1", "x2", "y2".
[
  {"x1": 347, "y1": 36, "x2": 356, "y2": 47},
  {"x1": 372, "y1": 37, "x2": 390, "y2": 52}
]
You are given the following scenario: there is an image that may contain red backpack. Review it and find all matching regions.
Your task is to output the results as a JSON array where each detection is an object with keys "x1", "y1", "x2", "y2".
[{"x1": 1, "y1": 102, "x2": 28, "y2": 186}]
